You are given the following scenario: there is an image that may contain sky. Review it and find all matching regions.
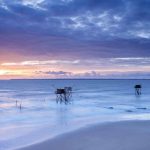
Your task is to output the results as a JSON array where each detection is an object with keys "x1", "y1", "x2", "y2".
[{"x1": 0, "y1": 0, "x2": 150, "y2": 79}]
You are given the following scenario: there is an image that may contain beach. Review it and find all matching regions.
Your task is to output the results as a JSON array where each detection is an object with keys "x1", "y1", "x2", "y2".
[
  {"x1": 1, "y1": 79, "x2": 150, "y2": 150},
  {"x1": 16, "y1": 120, "x2": 150, "y2": 150},
  {"x1": 0, "y1": 0, "x2": 150, "y2": 148}
]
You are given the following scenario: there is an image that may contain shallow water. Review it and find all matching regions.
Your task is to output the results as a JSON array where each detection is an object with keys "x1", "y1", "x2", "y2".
[{"x1": 0, "y1": 79, "x2": 150, "y2": 150}]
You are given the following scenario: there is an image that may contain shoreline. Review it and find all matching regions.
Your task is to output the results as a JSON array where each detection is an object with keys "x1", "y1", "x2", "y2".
[{"x1": 16, "y1": 120, "x2": 150, "y2": 150}]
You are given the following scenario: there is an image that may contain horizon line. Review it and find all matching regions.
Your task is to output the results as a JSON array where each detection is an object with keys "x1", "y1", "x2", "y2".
[{"x1": 0, "y1": 78, "x2": 149, "y2": 81}]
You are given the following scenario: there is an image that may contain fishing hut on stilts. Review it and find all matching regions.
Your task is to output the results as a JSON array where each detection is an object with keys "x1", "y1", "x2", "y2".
[
  {"x1": 134, "y1": 84, "x2": 142, "y2": 95},
  {"x1": 55, "y1": 87, "x2": 72, "y2": 103}
]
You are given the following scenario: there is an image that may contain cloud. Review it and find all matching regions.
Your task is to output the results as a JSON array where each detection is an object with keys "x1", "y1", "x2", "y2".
[
  {"x1": 109, "y1": 57, "x2": 150, "y2": 67},
  {"x1": 39, "y1": 71, "x2": 72, "y2": 75},
  {"x1": 1, "y1": 60, "x2": 80, "y2": 66},
  {"x1": 1, "y1": 58, "x2": 150, "y2": 71},
  {"x1": 0, "y1": 0, "x2": 150, "y2": 76},
  {"x1": 35, "y1": 70, "x2": 150, "y2": 79},
  {"x1": 1, "y1": 56, "x2": 150, "y2": 79}
]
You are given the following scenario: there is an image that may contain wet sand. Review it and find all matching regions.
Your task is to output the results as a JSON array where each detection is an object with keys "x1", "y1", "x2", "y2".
[{"x1": 16, "y1": 120, "x2": 150, "y2": 150}]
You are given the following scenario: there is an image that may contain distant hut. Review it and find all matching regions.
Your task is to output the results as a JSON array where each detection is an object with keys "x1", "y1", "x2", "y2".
[
  {"x1": 55, "y1": 87, "x2": 72, "y2": 103},
  {"x1": 134, "y1": 84, "x2": 142, "y2": 95}
]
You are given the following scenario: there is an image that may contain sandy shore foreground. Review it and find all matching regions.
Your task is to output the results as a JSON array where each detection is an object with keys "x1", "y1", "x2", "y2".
[{"x1": 16, "y1": 120, "x2": 150, "y2": 150}]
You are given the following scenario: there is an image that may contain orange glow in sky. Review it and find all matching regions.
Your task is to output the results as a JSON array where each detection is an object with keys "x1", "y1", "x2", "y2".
[{"x1": 0, "y1": 57, "x2": 150, "y2": 79}]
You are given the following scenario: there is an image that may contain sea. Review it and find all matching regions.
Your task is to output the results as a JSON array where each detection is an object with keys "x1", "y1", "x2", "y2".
[{"x1": 0, "y1": 79, "x2": 150, "y2": 150}]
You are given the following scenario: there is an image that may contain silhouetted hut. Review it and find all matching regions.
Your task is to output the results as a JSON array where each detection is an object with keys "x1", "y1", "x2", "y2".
[{"x1": 134, "y1": 84, "x2": 142, "y2": 95}]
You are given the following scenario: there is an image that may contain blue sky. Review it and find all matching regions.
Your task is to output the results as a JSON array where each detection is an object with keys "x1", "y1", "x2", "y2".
[{"x1": 0, "y1": 0, "x2": 150, "y2": 79}]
